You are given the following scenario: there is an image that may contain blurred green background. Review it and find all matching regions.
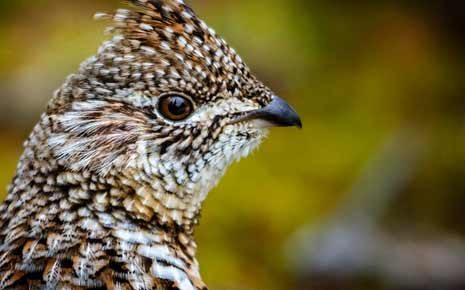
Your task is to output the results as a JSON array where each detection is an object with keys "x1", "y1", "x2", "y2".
[{"x1": 1, "y1": 1, "x2": 465, "y2": 290}]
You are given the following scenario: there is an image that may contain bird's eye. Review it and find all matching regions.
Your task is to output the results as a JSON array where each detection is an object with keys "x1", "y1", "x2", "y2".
[{"x1": 158, "y1": 94, "x2": 194, "y2": 121}]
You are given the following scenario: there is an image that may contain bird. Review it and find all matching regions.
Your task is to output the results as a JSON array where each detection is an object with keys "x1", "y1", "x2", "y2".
[{"x1": 0, "y1": 0, "x2": 301, "y2": 289}]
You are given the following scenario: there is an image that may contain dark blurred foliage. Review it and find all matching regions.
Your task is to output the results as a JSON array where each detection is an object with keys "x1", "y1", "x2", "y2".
[{"x1": 0, "y1": 1, "x2": 464, "y2": 290}]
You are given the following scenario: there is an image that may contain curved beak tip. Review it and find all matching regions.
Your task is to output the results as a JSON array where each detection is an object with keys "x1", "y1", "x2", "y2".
[{"x1": 261, "y1": 95, "x2": 303, "y2": 129}]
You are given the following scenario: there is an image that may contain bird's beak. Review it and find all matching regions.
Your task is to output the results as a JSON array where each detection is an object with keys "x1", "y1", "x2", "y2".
[{"x1": 233, "y1": 96, "x2": 302, "y2": 128}]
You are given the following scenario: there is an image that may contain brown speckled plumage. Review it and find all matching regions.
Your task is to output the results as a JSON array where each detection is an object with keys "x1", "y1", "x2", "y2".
[{"x1": 0, "y1": 0, "x2": 301, "y2": 289}]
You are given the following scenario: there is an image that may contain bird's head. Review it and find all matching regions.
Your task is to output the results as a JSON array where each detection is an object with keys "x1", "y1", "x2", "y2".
[{"x1": 46, "y1": 0, "x2": 301, "y2": 226}]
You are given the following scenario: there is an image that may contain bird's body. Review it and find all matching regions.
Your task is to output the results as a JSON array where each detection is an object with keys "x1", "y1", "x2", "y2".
[
  {"x1": 0, "y1": 1, "x2": 301, "y2": 289},
  {"x1": 0, "y1": 115, "x2": 206, "y2": 289}
]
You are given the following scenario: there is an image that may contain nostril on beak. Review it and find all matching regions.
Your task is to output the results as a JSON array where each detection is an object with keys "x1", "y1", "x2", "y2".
[{"x1": 256, "y1": 95, "x2": 302, "y2": 128}]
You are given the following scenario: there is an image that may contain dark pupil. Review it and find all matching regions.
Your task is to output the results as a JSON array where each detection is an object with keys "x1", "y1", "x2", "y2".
[{"x1": 168, "y1": 97, "x2": 187, "y2": 115}]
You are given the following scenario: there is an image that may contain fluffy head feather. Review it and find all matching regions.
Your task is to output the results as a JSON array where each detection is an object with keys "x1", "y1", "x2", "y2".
[{"x1": 46, "y1": 0, "x2": 275, "y2": 226}]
